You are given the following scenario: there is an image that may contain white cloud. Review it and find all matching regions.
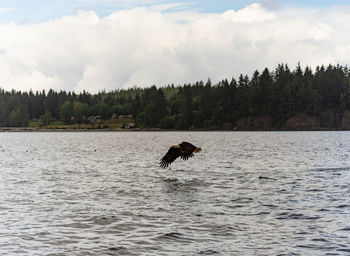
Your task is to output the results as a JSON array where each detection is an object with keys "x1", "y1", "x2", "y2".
[
  {"x1": 0, "y1": 3, "x2": 349, "y2": 92},
  {"x1": 148, "y1": 2, "x2": 194, "y2": 12},
  {"x1": 222, "y1": 3, "x2": 277, "y2": 23}
]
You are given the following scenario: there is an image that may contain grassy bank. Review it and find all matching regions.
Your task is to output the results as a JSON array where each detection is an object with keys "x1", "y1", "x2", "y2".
[{"x1": 27, "y1": 117, "x2": 135, "y2": 130}]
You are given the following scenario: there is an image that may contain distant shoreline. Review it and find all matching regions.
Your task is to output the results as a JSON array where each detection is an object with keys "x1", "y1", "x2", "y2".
[{"x1": 0, "y1": 127, "x2": 349, "y2": 132}]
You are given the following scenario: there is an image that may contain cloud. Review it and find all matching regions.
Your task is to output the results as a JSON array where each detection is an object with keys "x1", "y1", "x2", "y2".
[
  {"x1": 0, "y1": 8, "x2": 15, "y2": 14},
  {"x1": 148, "y1": 3, "x2": 194, "y2": 12},
  {"x1": 0, "y1": 3, "x2": 349, "y2": 92}
]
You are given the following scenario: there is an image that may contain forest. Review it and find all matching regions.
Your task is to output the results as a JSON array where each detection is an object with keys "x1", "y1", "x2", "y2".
[{"x1": 1, "y1": 63, "x2": 350, "y2": 130}]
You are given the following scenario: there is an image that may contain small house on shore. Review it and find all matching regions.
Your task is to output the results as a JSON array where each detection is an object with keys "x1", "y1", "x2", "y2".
[
  {"x1": 118, "y1": 114, "x2": 133, "y2": 119},
  {"x1": 87, "y1": 116, "x2": 102, "y2": 124}
]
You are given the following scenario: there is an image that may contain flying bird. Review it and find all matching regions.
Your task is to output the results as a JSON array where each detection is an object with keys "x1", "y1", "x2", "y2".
[{"x1": 160, "y1": 141, "x2": 202, "y2": 168}]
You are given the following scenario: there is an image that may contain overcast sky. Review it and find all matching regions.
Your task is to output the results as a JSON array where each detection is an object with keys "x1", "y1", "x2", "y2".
[{"x1": 0, "y1": 0, "x2": 349, "y2": 92}]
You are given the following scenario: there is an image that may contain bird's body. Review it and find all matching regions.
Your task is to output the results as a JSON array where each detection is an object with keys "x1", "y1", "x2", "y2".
[{"x1": 160, "y1": 141, "x2": 201, "y2": 168}]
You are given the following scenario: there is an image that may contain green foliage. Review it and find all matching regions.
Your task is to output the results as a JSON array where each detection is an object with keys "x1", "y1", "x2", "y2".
[
  {"x1": 7, "y1": 106, "x2": 29, "y2": 127},
  {"x1": 159, "y1": 115, "x2": 176, "y2": 129},
  {"x1": 0, "y1": 63, "x2": 349, "y2": 129},
  {"x1": 60, "y1": 101, "x2": 73, "y2": 123},
  {"x1": 73, "y1": 101, "x2": 88, "y2": 123},
  {"x1": 40, "y1": 111, "x2": 53, "y2": 126}
]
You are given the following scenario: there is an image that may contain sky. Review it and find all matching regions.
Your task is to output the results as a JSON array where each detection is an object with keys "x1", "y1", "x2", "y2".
[{"x1": 0, "y1": 0, "x2": 349, "y2": 92}]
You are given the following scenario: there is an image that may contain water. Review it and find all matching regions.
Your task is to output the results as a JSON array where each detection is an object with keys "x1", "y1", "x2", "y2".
[{"x1": 0, "y1": 131, "x2": 349, "y2": 255}]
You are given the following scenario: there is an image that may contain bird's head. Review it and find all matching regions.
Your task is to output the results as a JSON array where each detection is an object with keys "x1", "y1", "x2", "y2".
[{"x1": 194, "y1": 147, "x2": 201, "y2": 153}]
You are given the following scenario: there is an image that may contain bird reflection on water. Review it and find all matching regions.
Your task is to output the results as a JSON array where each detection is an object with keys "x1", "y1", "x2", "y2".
[{"x1": 161, "y1": 175, "x2": 206, "y2": 193}]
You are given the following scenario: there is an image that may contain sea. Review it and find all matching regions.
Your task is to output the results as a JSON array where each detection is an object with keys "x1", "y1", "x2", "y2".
[{"x1": 0, "y1": 131, "x2": 349, "y2": 255}]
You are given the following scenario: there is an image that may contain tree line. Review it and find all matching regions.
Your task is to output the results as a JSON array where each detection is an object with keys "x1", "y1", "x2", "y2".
[{"x1": 0, "y1": 63, "x2": 350, "y2": 129}]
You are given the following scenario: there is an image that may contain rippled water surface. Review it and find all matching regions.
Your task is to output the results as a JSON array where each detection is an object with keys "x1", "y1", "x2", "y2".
[{"x1": 1, "y1": 131, "x2": 350, "y2": 255}]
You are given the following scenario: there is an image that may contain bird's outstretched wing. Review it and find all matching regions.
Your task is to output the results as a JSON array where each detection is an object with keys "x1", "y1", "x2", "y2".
[{"x1": 160, "y1": 146, "x2": 181, "y2": 168}]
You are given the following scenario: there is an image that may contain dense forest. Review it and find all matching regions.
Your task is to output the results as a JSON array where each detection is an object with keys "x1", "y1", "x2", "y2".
[{"x1": 1, "y1": 63, "x2": 350, "y2": 130}]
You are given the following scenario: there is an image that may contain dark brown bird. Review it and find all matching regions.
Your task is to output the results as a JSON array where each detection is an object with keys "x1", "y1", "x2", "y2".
[{"x1": 160, "y1": 141, "x2": 202, "y2": 168}]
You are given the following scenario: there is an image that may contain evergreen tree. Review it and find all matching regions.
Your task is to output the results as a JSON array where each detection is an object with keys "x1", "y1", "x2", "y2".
[{"x1": 60, "y1": 101, "x2": 73, "y2": 123}]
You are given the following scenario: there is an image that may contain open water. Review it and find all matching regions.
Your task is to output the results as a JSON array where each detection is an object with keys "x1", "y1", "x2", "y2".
[{"x1": 0, "y1": 131, "x2": 350, "y2": 255}]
